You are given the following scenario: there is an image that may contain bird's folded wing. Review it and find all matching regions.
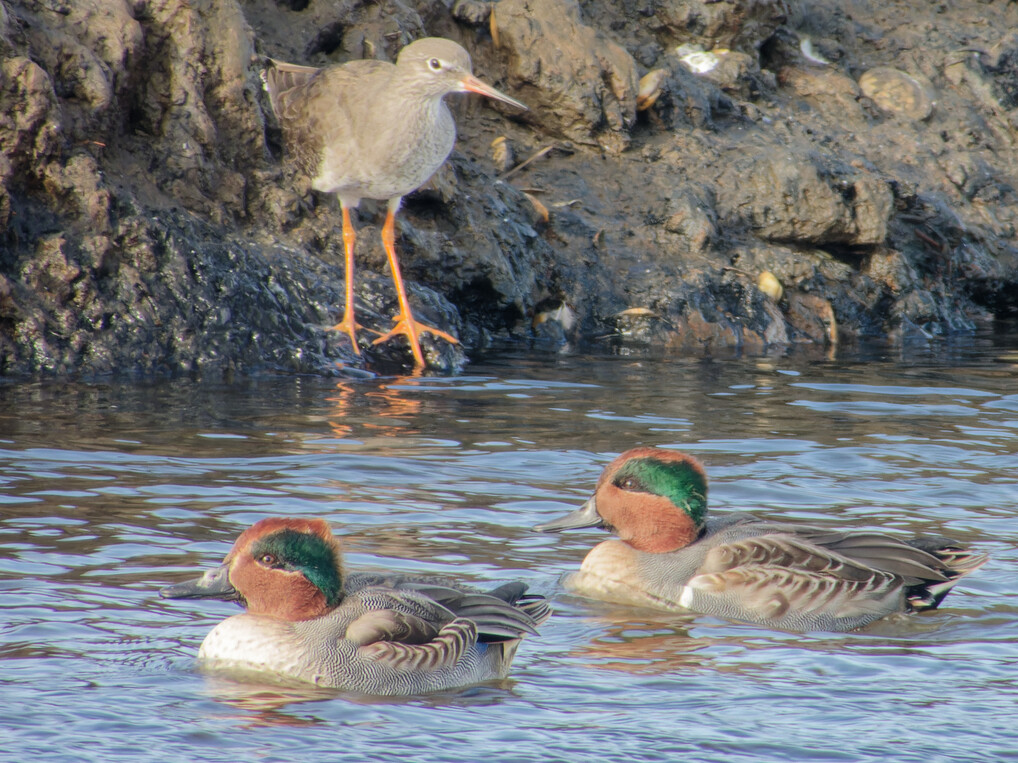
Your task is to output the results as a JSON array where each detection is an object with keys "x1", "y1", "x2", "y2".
[
  {"x1": 699, "y1": 532, "x2": 925, "y2": 581},
  {"x1": 690, "y1": 533, "x2": 908, "y2": 618},
  {"x1": 688, "y1": 564, "x2": 898, "y2": 619},
  {"x1": 262, "y1": 60, "x2": 321, "y2": 119},
  {"x1": 389, "y1": 582, "x2": 544, "y2": 641},
  {"x1": 792, "y1": 530, "x2": 951, "y2": 581},
  {"x1": 344, "y1": 608, "x2": 440, "y2": 647},
  {"x1": 358, "y1": 617, "x2": 478, "y2": 673}
]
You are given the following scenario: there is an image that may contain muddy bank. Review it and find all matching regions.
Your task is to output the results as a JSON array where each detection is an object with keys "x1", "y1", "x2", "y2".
[{"x1": 2, "y1": 0, "x2": 1017, "y2": 375}]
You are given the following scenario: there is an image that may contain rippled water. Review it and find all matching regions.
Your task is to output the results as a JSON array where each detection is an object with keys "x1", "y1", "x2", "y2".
[{"x1": 2, "y1": 335, "x2": 1017, "y2": 762}]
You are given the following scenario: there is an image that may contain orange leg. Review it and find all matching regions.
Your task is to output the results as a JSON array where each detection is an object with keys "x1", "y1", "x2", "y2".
[
  {"x1": 372, "y1": 206, "x2": 458, "y2": 367},
  {"x1": 326, "y1": 204, "x2": 361, "y2": 354}
]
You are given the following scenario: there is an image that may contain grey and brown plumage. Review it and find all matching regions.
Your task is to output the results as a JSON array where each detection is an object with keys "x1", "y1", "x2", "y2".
[
  {"x1": 261, "y1": 38, "x2": 527, "y2": 367},
  {"x1": 536, "y1": 447, "x2": 988, "y2": 632},
  {"x1": 160, "y1": 517, "x2": 549, "y2": 694}
]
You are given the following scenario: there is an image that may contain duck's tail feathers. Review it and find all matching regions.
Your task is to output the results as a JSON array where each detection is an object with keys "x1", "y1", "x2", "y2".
[
  {"x1": 904, "y1": 535, "x2": 989, "y2": 611},
  {"x1": 451, "y1": 594, "x2": 537, "y2": 640},
  {"x1": 515, "y1": 594, "x2": 552, "y2": 627},
  {"x1": 486, "y1": 581, "x2": 528, "y2": 603},
  {"x1": 385, "y1": 580, "x2": 550, "y2": 641},
  {"x1": 401, "y1": 583, "x2": 547, "y2": 642},
  {"x1": 485, "y1": 582, "x2": 552, "y2": 629}
]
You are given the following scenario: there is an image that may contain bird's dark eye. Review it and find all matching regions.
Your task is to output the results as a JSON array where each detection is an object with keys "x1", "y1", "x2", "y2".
[
  {"x1": 428, "y1": 58, "x2": 442, "y2": 71},
  {"x1": 618, "y1": 477, "x2": 637, "y2": 490},
  {"x1": 258, "y1": 553, "x2": 277, "y2": 567}
]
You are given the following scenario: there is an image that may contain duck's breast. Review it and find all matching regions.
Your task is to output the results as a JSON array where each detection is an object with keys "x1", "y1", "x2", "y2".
[
  {"x1": 563, "y1": 540, "x2": 691, "y2": 610},
  {"x1": 197, "y1": 614, "x2": 311, "y2": 680}
]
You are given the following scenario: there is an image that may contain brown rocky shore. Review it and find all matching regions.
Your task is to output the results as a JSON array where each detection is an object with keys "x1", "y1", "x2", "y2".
[{"x1": 2, "y1": 0, "x2": 1017, "y2": 375}]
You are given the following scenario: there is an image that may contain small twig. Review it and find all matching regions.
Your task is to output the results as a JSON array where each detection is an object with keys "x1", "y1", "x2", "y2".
[
  {"x1": 915, "y1": 228, "x2": 944, "y2": 253},
  {"x1": 721, "y1": 266, "x2": 754, "y2": 279},
  {"x1": 499, "y1": 144, "x2": 556, "y2": 180}
]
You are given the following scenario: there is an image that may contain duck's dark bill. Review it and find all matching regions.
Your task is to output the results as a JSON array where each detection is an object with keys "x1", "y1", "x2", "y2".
[
  {"x1": 533, "y1": 497, "x2": 606, "y2": 533},
  {"x1": 160, "y1": 563, "x2": 240, "y2": 601}
]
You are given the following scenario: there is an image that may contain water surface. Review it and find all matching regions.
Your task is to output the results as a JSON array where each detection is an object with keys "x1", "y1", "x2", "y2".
[{"x1": 2, "y1": 336, "x2": 1017, "y2": 762}]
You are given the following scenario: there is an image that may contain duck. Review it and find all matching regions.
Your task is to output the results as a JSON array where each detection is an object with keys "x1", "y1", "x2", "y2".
[
  {"x1": 535, "y1": 447, "x2": 987, "y2": 632},
  {"x1": 160, "y1": 517, "x2": 549, "y2": 695}
]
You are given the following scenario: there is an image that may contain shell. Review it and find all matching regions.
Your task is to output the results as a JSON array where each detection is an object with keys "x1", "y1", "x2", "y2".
[
  {"x1": 491, "y1": 136, "x2": 513, "y2": 173},
  {"x1": 858, "y1": 67, "x2": 935, "y2": 121},
  {"x1": 757, "y1": 271, "x2": 783, "y2": 301},
  {"x1": 523, "y1": 192, "x2": 549, "y2": 224},
  {"x1": 490, "y1": 8, "x2": 500, "y2": 49},
  {"x1": 615, "y1": 307, "x2": 659, "y2": 318},
  {"x1": 637, "y1": 69, "x2": 668, "y2": 111},
  {"x1": 799, "y1": 38, "x2": 831, "y2": 66},
  {"x1": 677, "y1": 43, "x2": 728, "y2": 75}
]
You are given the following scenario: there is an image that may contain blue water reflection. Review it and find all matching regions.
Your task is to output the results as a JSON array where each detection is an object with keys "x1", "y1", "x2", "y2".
[{"x1": 1, "y1": 337, "x2": 1017, "y2": 762}]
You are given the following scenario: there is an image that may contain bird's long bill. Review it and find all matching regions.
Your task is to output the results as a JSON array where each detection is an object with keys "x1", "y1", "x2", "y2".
[
  {"x1": 160, "y1": 562, "x2": 240, "y2": 602},
  {"x1": 534, "y1": 496, "x2": 605, "y2": 533},
  {"x1": 460, "y1": 74, "x2": 528, "y2": 110}
]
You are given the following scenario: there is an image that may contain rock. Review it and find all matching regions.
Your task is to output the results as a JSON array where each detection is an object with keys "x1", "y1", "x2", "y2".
[
  {"x1": 777, "y1": 64, "x2": 866, "y2": 125},
  {"x1": 717, "y1": 145, "x2": 892, "y2": 247},
  {"x1": 663, "y1": 190, "x2": 717, "y2": 254},
  {"x1": 980, "y1": 32, "x2": 1018, "y2": 114},
  {"x1": 785, "y1": 291, "x2": 837, "y2": 345},
  {"x1": 450, "y1": 0, "x2": 492, "y2": 27},
  {"x1": 946, "y1": 38, "x2": 1018, "y2": 134},
  {"x1": 2, "y1": 0, "x2": 1018, "y2": 376},
  {"x1": 491, "y1": 0, "x2": 639, "y2": 152},
  {"x1": 0, "y1": 55, "x2": 61, "y2": 228},
  {"x1": 16, "y1": 0, "x2": 144, "y2": 135},
  {"x1": 654, "y1": 0, "x2": 789, "y2": 53}
]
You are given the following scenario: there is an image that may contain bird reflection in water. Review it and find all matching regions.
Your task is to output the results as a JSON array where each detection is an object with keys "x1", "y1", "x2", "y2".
[
  {"x1": 201, "y1": 677, "x2": 337, "y2": 728},
  {"x1": 325, "y1": 374, "x2": 424, "y2": 440},
  {"x1": 570, "y1": 610, "x2": 759, "y2": 677},
  {"x1": 202, "y1": 675, "x2": 517, "y2": 727}
]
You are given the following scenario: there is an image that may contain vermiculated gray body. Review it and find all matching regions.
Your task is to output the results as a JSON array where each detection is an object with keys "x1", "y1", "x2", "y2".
[
  {"x1": 566, "y1": 513, "x2": 985, "y2": 632},
  {"x1": 197, "y1": 577, "x2": 544, "y2": 694}
]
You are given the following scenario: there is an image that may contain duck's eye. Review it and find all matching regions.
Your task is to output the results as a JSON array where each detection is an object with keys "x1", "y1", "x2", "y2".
[
  {"x1": 428, "y1": 57, "x2": 442, "y2": 71},
  {"x1": 618, "y1": 477, "x2": 638, "y2": 491},
  {"x1": 258, "y1": 553, "x2": 277, "y2": 567}
]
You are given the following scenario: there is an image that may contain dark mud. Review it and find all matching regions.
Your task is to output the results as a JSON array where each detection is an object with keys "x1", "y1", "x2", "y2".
[{"x1": 2, "y1": 0, "x2": 1017, "y2": 375}]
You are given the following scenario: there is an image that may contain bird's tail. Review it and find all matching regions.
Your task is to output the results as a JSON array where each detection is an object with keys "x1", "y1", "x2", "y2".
[
  {"x1": 904, "y1": 535, "x2": 989, "y2": 611},
  {"x1": 261, "y1": 59, "x2": 321, "y2": 118},
  {"x1": 486, "y1": 582, "x2": 552, "y2": 628}
]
